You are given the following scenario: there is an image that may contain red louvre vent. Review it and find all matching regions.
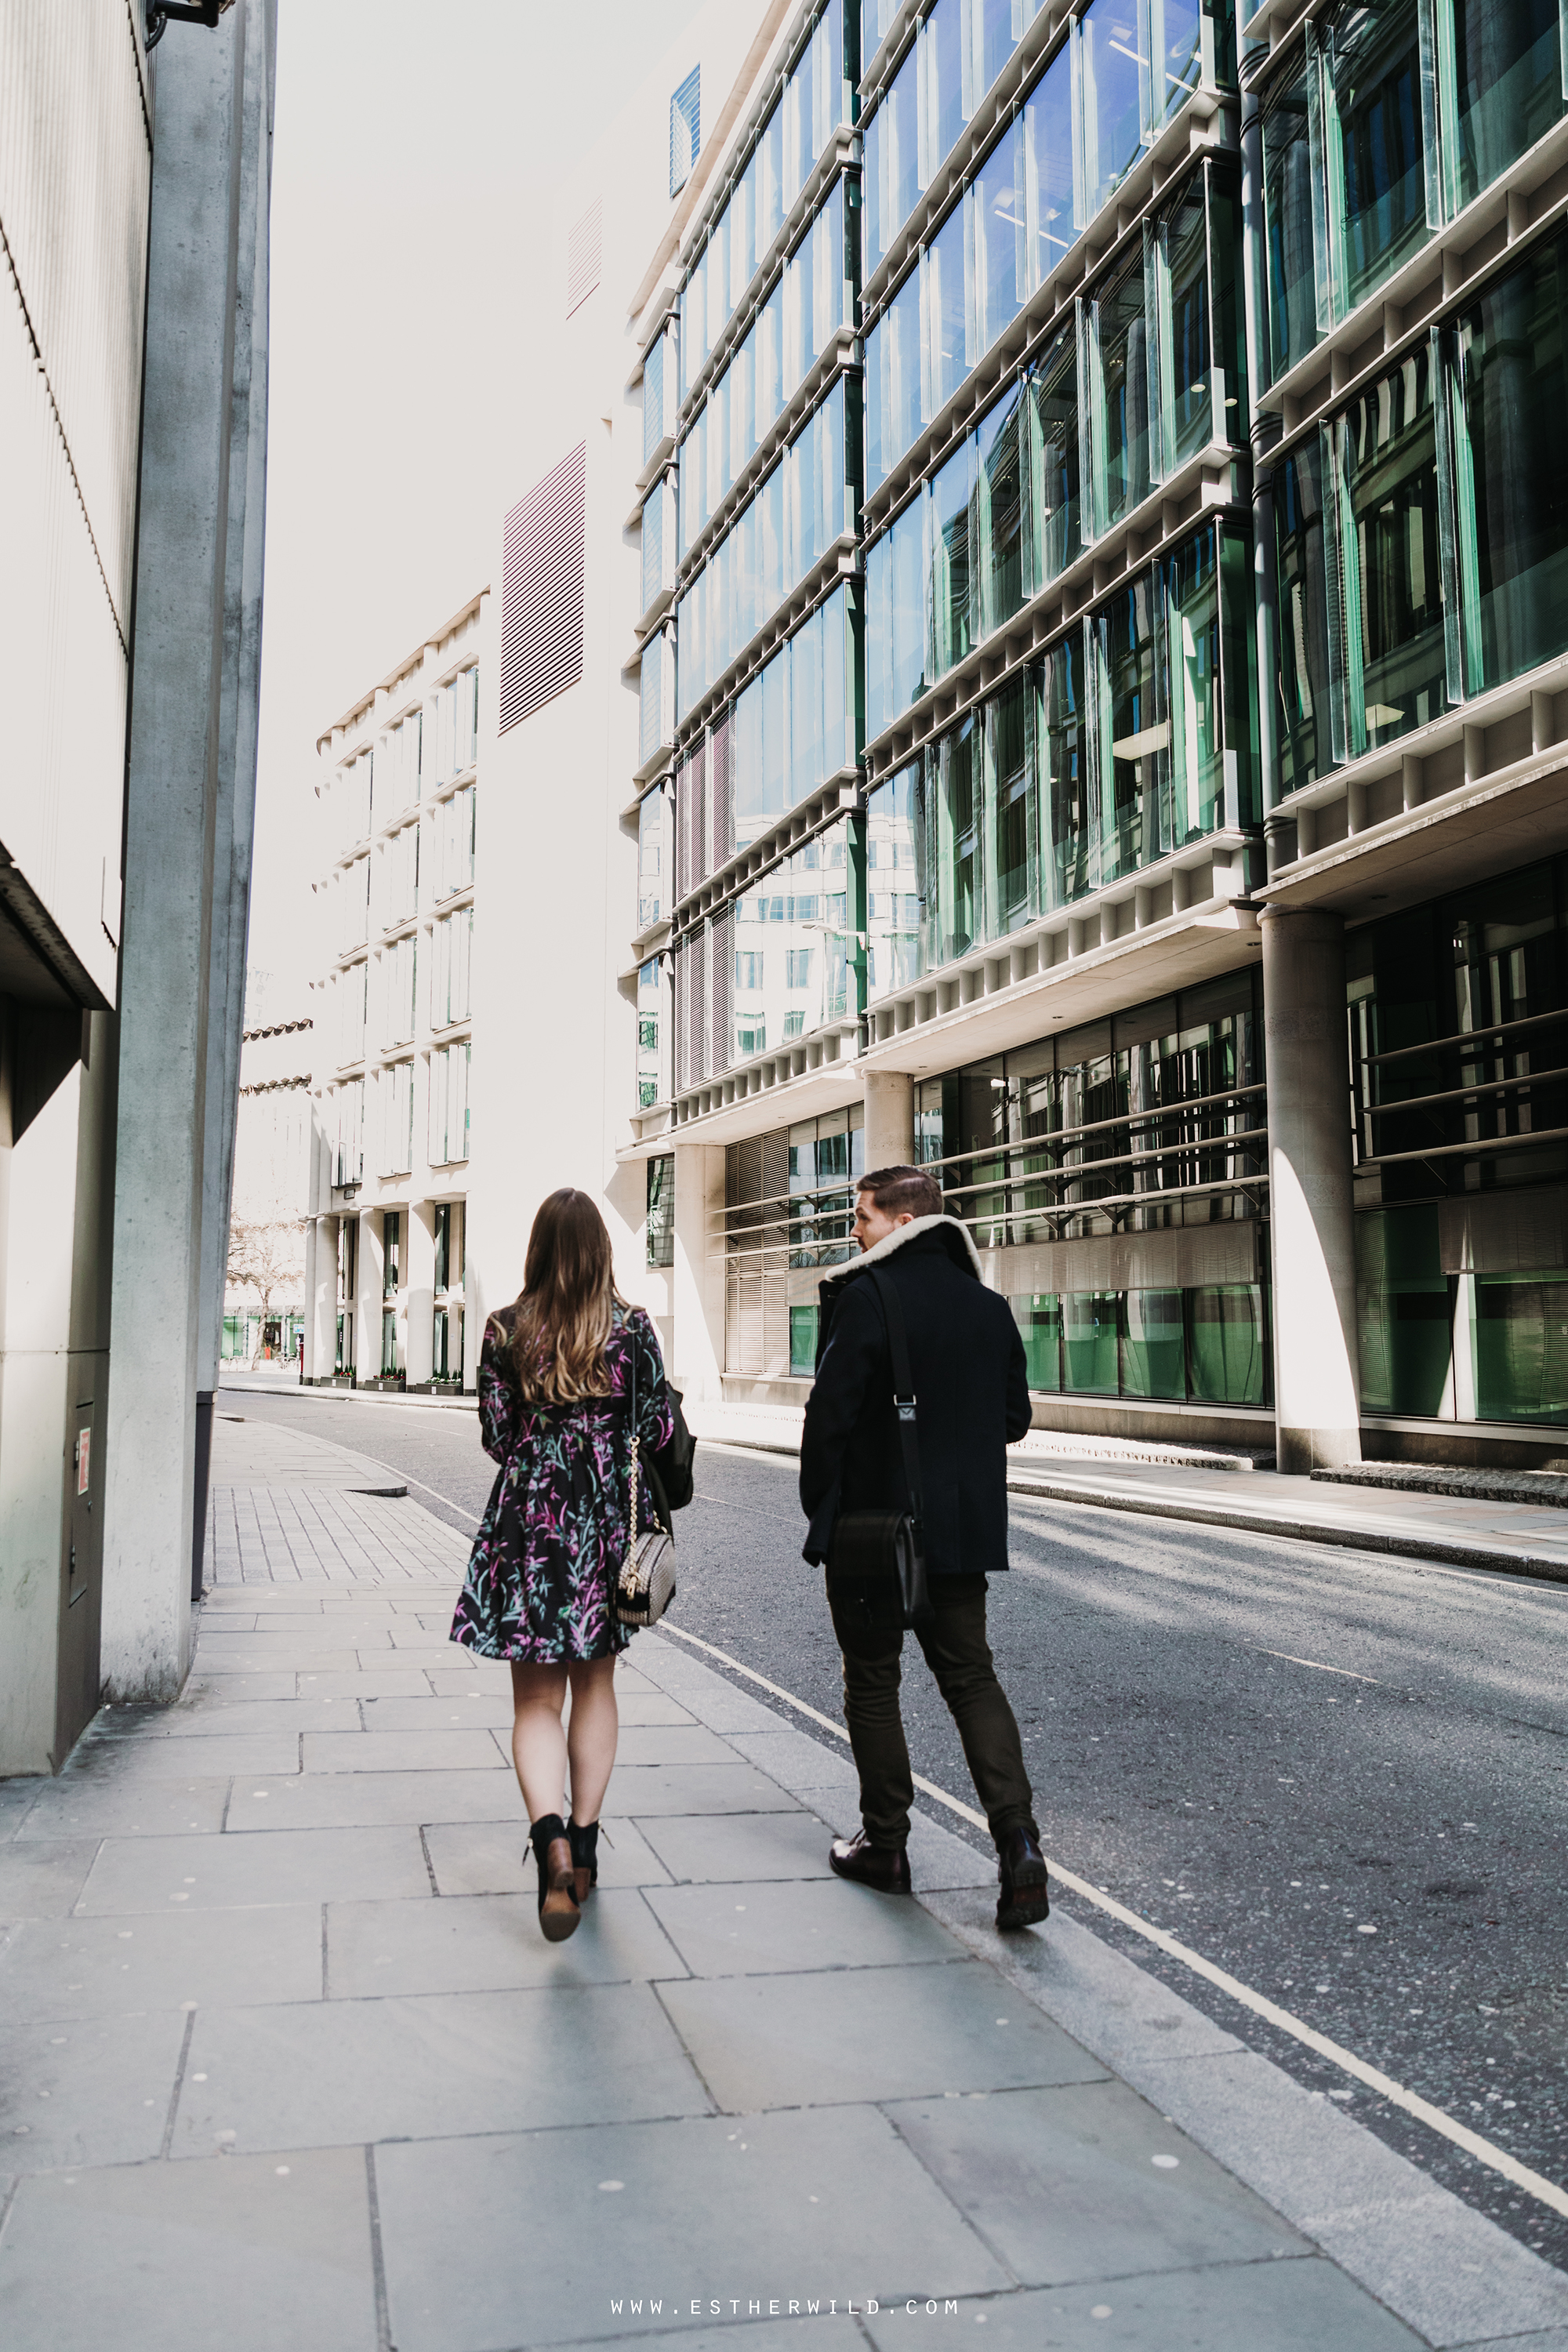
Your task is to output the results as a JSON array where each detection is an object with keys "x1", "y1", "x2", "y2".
[
  {"x1": 566, "y1": 200, "x2": 601, "y2": 316},
  {"x1": 499, "y1": 444, "x2": 586, "y2": 731}
]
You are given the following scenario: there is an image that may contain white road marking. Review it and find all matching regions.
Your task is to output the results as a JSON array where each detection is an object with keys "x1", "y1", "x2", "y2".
[
  {"x1": 1258, "y1": 1648, "x2": 1382, "y2": 1684},
  {"x1": 656, "y1": 1617, "x2": 1568, "y2": 2226}
]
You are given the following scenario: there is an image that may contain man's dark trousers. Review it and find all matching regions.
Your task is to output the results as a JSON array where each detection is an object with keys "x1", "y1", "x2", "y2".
[{"x1": 826, "y1": 1570, "x2": 1038, "y2": 1849}]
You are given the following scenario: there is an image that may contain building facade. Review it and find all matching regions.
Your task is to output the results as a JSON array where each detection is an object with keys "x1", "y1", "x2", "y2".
[
  {"x1": 2, "y1": 0, "x2": 274, "y2": 1773},
  {"x1": 223, "y1": 978, "x2": 312, "y2": 1364},
  {"x1": 302, "y1": 594, "x2": 485, "y2": 1394},
  {"x1": 601, "y1": 0, "x2": 1568, "y2": 1469}
]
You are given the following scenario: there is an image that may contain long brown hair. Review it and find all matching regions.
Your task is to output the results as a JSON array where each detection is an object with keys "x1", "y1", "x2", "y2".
[{"x1": 501, "y1": 1189, "x2": 621, "y2": 1404}]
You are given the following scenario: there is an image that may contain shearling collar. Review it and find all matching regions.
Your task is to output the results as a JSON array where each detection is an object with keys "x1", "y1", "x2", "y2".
[{"x1": 821, "y1": 1212, "x2": 982, "y2": 1285}]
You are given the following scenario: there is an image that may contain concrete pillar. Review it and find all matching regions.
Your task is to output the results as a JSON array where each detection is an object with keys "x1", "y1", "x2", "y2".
[
  {"x1": 1262, "y1": 906, "x2": 1362, "y2": 1472},
  {"x1": 308, "y1": 1216, "x2": 336, "y2": 1381},
  {"x1": 100, "y1": 9, "x2": 261, "y2": 1704},
  {"x1": 862, "y1": 1069, "x2": 915, "y2": 1170},
  {"x1": 672, "y1": 1142, "x2": 726, "y2": 1403},
  {"x1": 405, "y1": 1200, "x2": 436, "y2": 1386},
  {"x1": 357, "y1": 1207, "x2": 384, "y2": 1381}
]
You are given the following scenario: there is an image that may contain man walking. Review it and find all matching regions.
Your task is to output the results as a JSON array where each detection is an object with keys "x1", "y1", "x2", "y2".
[{"x1": 800, "y1": 1164, "x2": 1050, "y2": 1930}]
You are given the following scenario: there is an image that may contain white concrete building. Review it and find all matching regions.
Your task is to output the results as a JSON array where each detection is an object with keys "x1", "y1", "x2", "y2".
[
  {"x1": 302, "y1": 593, "x2": 486, "y2": 1394},
  {"x1": 224, "y1": 981, "x2": 312, "y2": 1365}
]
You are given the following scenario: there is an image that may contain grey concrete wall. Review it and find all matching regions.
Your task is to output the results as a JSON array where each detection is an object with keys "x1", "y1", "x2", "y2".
[
  {"x1": 863, "y1": 1070, "x2": 915, "y2": 1171},
  {"x1": 100, "y1": 2, "x2": 274, "y2": 1701}
]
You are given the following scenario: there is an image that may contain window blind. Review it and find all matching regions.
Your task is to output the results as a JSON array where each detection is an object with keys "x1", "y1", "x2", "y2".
[{"x1": 499, "y1": 443, "x2": 586, "y2": 730}]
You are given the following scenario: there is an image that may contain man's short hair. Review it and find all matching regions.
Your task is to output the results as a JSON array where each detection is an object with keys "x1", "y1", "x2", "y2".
[{"x1": 858, "y1": 1164, "x2": 943, "y2": 1220}]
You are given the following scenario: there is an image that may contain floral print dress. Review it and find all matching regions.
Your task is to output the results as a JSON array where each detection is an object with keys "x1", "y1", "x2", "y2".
[{"x1": 448, "y1": 1303, "x2": 675, "y2": 1663}]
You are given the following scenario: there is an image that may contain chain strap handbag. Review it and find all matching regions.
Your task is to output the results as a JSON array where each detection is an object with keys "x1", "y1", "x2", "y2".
[
  {"x1": 825, "y1": 1269, "x2": 931, "y2": 1628},
  {"x1": 615, "y1": 1316, "x2": 677, "y2": 1628}
]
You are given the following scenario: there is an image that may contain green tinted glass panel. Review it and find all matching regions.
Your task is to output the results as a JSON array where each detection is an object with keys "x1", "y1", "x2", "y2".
[
  {"x1": 1063, "y1": 1291, "x2": 1120, "y2": 1392},
  {"x1": 1186, "y1": 1284, "x2": 1266, "y2": 1403},
  {"x1": 1040, "y1": 633, "x2": 1091, "y2": 908},
  {"x1": 1121, "y1": 1288, "x2": 1185, "y2": 1397},
  {"x1": 1276, "y1": 439, "x2": 1334, "y2": 791},
  {"x1": 1100, "y1": 570, "x2": 1160, "y2": 880},
  {"x1": 789, "y1": 1303, "x2": 819, "y2": 1374},
  {"x1": 1355, "y1": 1205, "x2": 1450, "y2": 1414},
  {"x1": 1096, "y1": 256, "x2": 1155, "y2": 530},
  {"x1": 1454, "y1": 233, "x2": 1568, "y2": 696},
  {"x1": 1327, "y1": 0, "x2": 1431, "y2": 316},
  {"x1": 1012, "y1": 1294, "x2": 1062, "y2": 1390},
  {"x1": 1450, "y1": 0, "x2": 1565, "y2": 214},
  {"x1": 1264, "y1": 74, "x2": 1317, "y2": 379},
  {"x1": 1028, "y1": 320, "x2": 1081, "y2": 587},
  {"x1": 1474, "y1": 1274, "x2": 1568, "y2": 1424},
  {"x1": 1336, "y1": 342, "x2": 1446, "y2": 757},
  {"x1": 1164, "y1": 185, "x2": 1212, "y2": 467}
]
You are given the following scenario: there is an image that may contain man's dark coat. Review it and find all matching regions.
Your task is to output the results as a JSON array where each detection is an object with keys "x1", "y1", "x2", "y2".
[{"x1": 799, "y1": 1214, "x2": 1032, "y2": 1574}]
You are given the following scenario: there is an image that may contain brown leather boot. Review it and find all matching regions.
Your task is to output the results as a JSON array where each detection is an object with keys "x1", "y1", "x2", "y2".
[
  {"x1": 996, "y1": 1825, "x2": 1049, "y2": 1930},
  {"x1": 829, "y1": 1831, "x2": 913, "y2": 1893},
  {"x1": 529, "y1": 1813, "x2": 580, "y2": 1942}
]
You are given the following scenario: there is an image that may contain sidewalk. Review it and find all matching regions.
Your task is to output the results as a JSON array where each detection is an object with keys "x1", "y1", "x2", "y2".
[
  {"x1": 687, "y1": 1404, "x2": 1568, "y2": 1583},
  {"x1": 3, "y1": 1418, "x2": 1566, "y2": 2347}
]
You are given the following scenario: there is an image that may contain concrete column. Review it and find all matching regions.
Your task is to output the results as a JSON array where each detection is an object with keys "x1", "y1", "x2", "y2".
[
  {"x1": 100, "y1": 10, "x2": 253, "y2": 1703},
  {"x1": 308, "y1": 1216, "x2": 336, "y2": 1380},
  {"x1": 672, "y1": 1142, "x2": 726, "y2": 1403},
  {"x1": 405, "y1": 1201, "x2": 436, "y2": 1386},
  {"x1": 356, "y1": 1208, "x2": 384, "y2": 1381},
  {"x1": 862, "y1": 1069, "x2": 915, "y2": 1170},
  {"x1": 1262, "y1": 906, "x2": 1362, "y2": 1472}
]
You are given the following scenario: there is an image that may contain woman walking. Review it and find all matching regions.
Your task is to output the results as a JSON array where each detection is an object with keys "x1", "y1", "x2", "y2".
[{"x1": 449, "y1": 1189, "x2": 673, "y2": 1941}]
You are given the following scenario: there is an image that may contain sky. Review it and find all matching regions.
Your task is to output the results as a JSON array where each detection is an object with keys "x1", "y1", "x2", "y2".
[{"x1": 247, "y1": 0, "x2": 707, "y2": 1010}]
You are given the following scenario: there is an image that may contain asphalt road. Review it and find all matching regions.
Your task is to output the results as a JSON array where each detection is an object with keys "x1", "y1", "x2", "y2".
[{"x1": 223, "y1": 1381, "x2": 1568, "y2": 2274}]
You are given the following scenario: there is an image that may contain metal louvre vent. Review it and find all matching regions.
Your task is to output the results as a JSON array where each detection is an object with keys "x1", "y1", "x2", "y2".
[
  {"x1": 566, "y1": 199, "x2": 601, "y2": 317},
  {"x1": 499, "y1": 444, "x2": 586, "y2": 731},
  {"x1": 708, "y1": 906, "x2": 732, "y2": 1079}
]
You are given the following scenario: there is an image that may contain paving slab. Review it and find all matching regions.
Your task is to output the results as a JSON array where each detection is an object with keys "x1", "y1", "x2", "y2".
[
  {"x1": 635, "y1": 1809, "x2": 837, "y2": 1884},
  {"x1": 0, "y1": 1841, "x2": 103, "y2": 1919},
  {"x1": 422, "y1": 1816, "x2": 673, "y2": 1898},
  {"x1": 424, "y1": 1664, "x2": 515, "y2": 1696},
  {"x1": 0, "y1": 2146, "x2": 379, "y2": 2352},
  {"x1": 565, "y1": 1723, "x2": 737, "y2": 1768},
  {"x1": 62, "y1": 1735, "x2": 302, "y2": 1780},
  {"x1": 75, "y1": 1828, "x2": 431, "y2": 1913},
  {"x1": 299, "y1": 1728, "x2": 507, "y2": 1773},
  {"x1": 374, "y1": 2103, "x2": 1009, "y2": 2352},
  {"x1": 294, "y1": 1668, "x2": 434, "y2": 1698},
  {"x1": 325, "y1": 1887, "x2": 688, "y2": 1997},
  {"x1": 160, "y1": 1698, "x2": 363, "y2": 1737},
  {"x1": 887, "y1": 2079, "x2": 1309, "y2": 2283},
  {"x1": 659, "y1": 1958, "x2": 1105, "y2": 2111},
  {"x1": 189, "y1": 1645, "x2": 369, "y2": 1675},
  {"x1": 171, "y1": 1982, "x2": 710, "y2": 2157},
  {"x1": 0, "y1": 2006, "x2": 189, "y2": 2170},
  {"x1": 359, "y1": 1693, "x2": 517, "y2": 1731},
  {"x1": 173, "y1": 1671, "x2": 298, "y2": 1702},
  {"x1": 727, "y1": 1727, "x2": 863, "y2": 1791},
  {"x1": 0, "y1": 1905, "x2": 322, "y2": 2020},
  {"x1": 862, "y1": 2263, "x2": 1425, "y2": 2350},
  {"x1": 220, "y1": 1769, "x2": 512, "y2": 1832},
  {"x1": 644, "y1": 1875, "x2": 967, "y2": 1978},
  {"x1": 600, "y1": 1762, "x2": 804, "y2": 1816},
  {"x1": 14, "y1": 1779, "x2": 230, "y2": 1841}
]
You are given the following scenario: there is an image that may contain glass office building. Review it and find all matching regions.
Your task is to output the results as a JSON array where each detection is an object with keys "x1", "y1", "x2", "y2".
[{"x1": 621, "y1": 0, "x2": 1568, "y2": 1461}]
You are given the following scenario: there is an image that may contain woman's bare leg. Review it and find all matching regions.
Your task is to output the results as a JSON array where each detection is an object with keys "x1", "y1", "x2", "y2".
[
  {"x1": 510, "y1": 1661, "x2": 570, "y2": 1820},
  {"x1": 564, "y1": 1655, "x2": 619, "y2": 1824}
]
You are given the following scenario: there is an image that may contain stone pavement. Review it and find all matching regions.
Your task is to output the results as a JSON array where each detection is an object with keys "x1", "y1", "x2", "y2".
[
  {"x1": 5, "y1": 1424, "x2": 1566, "y2": 2350},
  {"x1": 682, "y1": 1403, "x2": 1568, "y2": 1583}
]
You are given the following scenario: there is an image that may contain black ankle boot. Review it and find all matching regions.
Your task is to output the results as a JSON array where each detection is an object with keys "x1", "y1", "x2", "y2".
[
  {"x1": 528, "y1": 1813, "x2": 579, "y2": 1942},
  {"x1": 568, "y1": 1817, "x2": 600, "y2": 1904}
]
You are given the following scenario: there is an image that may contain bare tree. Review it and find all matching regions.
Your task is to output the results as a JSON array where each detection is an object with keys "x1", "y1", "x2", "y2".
[{"x1": 227, "y1": 1211, "x2": 304, "y2": 1362}]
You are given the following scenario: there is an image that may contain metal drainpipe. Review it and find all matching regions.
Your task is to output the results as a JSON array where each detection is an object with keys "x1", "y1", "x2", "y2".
[{"x1": 1240, "y1": 81, "x2": 1285, "y2": 881}]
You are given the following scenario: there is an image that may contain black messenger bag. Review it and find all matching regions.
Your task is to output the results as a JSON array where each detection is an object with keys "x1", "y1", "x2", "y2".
[{"x1": 826, "y1": 1269, "x2": 932, "y2": 1628}]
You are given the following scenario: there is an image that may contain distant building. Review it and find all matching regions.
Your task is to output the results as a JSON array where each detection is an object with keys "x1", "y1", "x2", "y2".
[
  {"x1": 302, "y1": 593, "x2": 486, "y2": 1393},
  {"x1": 224, "y1": 982, "x2": 312, "y2": 1365}
]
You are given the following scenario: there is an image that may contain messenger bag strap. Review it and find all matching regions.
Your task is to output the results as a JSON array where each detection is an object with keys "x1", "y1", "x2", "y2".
[{"x1": 869, "y1": 1269, "x2": 924, "y2": 1544}]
